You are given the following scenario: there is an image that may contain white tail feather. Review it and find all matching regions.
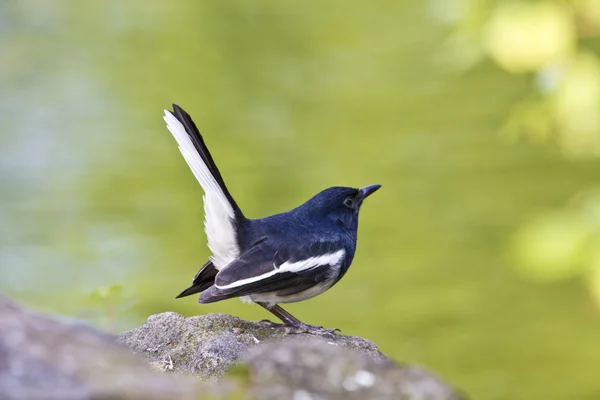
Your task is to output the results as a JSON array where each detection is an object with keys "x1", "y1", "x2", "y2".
[{"x1": 163, "y1": 110, "x2": 240, "y2": 269}]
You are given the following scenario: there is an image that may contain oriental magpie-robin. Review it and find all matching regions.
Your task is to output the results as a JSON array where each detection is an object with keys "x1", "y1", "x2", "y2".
[{"x1": 164, "y1": 104, "x2": 380, "y2": 335}]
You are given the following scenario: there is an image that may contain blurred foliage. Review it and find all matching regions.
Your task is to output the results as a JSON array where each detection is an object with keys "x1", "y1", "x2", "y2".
[
  {"x1": 511, "y1": 189, "x2": 600, "y2": 306},
  {"x1": 81, "y1": 284, "x2": 136, "y2": 333},
  {"x1": 438, "y1": 0, "x2": 600, "y2": 308},
  {"x1": 438, "y1": 0, "x2": 600, "y2": 156},
  {"x1": 2, "y1": 1, "x2": 600, "y2": 399}
]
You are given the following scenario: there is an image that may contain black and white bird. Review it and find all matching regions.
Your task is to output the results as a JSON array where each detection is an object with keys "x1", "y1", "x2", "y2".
[{"x1": 164, "y1": 104, "x2": 380, "y2": 335}]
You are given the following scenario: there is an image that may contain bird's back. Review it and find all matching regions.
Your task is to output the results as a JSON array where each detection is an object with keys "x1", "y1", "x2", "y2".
[{"x1": 239, "y1": 205, "x2": 357, "y2": 252}]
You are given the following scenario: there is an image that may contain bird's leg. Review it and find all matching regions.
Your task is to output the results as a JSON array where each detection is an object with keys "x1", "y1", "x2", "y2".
[
  {"x1": 257, "y1": 303, "x2": 303, "y2": 328},
  {"x1": 256, "y1": 302, "x2": 340, "y2": 336}
]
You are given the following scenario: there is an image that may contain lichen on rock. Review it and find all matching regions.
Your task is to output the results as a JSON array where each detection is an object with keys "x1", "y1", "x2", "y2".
[
  {"x1": 0, "y1": 296, "x2": 463, "y2": 400},
  {"x1": 118, "y1": 311, "x2": 463, "y2": 400},
  {"x1": 116, "y1": 312, "x2": 385, "y2": 379}
]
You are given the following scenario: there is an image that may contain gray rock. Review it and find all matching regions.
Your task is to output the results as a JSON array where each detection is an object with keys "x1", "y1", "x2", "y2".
[
  {"x1": 117, "y1": 312, "x2": 385, "y2": 379},
  {"x1": 118, "y1": 311, "x2": 463, "y2": 399},
  {"x1": 244, "y1": 338, "x2": 463, "y2": 400},
  {"x1": 0, "y1": 296, "x2": 207, "y2": 400},
  {"x1": 0, "y1": 296, "x2": 462, "y2": 400}
]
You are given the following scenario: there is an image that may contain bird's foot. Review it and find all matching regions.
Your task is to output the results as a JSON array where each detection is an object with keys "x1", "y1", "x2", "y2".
[
  {"x1": 258, "y1": 319, "x2": 340, "y2": 336},
  {"x1": 290, "y1": 323, "x2": 340, "y2": 336}
]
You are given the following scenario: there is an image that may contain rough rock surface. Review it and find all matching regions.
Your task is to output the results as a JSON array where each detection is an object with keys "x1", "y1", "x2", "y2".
[
  {"x1": 0, "y1": 295, "x2": 463, "y2": 400},
  {"x1": 117, "y1": 312, "x2": 385, "y2": 379},
  {"x1": 244, "y1": 338, "x2": 463, "y2": 400},
  {"x1": 0, "y1": 296, "x2": 205, "y2": 400},
  {"x1": 118, "y1": 311, "x2": 463, "y2": 399}
]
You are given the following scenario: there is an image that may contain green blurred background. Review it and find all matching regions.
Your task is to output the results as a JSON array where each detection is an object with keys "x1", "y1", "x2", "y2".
[{"x1": 2, "y1": 1, "x2": 600, "y2": 399}]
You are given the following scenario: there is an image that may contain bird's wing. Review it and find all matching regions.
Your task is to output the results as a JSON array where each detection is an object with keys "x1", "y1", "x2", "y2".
[
  {"x1": 198, "y1": 239, "x2": 346, "y2": 303},
  {"x1": 164, "y1": 104, "x2": 244, "y2": 270}
]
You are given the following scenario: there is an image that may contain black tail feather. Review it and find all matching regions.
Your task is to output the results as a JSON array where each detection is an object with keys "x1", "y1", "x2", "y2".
[
  {"x1": 175, "y1": 259, "x2": 218, "y2": 299},
  {"x1": 169, "y1": 104, "x2": 244, "y2": 220}
]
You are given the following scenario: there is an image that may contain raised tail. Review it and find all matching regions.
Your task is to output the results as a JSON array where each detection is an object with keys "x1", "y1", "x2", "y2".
[{"x1": 164, "y1": 104, "x2": 244, "y2": 270}]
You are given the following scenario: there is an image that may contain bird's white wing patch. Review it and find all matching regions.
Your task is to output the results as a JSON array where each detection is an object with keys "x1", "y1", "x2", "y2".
[
  {"x1": 215, "y1": 249, "x2": 346, "y2": 290},
  {"x1": 164, "y1": 111, "x2": 239, "y2": 269}
]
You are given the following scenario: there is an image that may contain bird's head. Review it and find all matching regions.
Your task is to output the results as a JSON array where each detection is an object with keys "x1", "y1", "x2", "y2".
[{"x1": 306, "y1": 184, "x2": 381, "y2": 231}]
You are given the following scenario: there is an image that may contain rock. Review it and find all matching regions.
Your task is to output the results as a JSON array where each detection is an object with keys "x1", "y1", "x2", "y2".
[
  {"x1": 118, "y1": 311, "x2": 463, "y2": 399},
  {"x1": 117, "y1": 312, "x2": 385, "y2": 379},
  {"x1": 0, "y1": 296, "x2": 462, "y2": 400},
  {"x1": 244, "y1": 338, "x2": 463, "y2": 400},
  {"x1": 0, "y1": 296, "x2": 209, "y2": 400}
]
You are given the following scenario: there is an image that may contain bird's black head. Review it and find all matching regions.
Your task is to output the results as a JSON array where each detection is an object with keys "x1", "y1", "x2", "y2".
[{"x1": 305, "y1": 184, "x2": 381, "y2": 231}]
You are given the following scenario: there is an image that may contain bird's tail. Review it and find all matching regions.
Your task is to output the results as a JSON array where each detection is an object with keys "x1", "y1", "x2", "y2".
[
  {"x1": 164, "y1": 104, "x2": 243, "y2": 219},
  {"x1": 164, "y1": 104, "x2": 244, "y2": 269},
  {"x1": 175, "y1": 260, "x2": 218, "y2": 298}
]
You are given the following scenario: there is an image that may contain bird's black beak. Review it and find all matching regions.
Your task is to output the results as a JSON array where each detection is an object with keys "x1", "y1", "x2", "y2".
[{"x1": 356, "y1": 184, "x2": 382, "y2": 204}]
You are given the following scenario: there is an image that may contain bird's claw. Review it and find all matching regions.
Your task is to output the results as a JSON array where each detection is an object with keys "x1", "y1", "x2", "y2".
[
  {"x1": 259, "y1": 320, "x2": 340, "y2": 336},
  {"x1": 290, "y1": 324, "x2": 340, "y2": 336},
  {"x1": 312, "y1": 326, "x2": 341, "y2": 336}
]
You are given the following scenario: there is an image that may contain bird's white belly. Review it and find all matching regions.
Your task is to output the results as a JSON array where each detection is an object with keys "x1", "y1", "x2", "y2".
[{"x1": 242, "y1": 280, "x2": 335, "y2": 306}]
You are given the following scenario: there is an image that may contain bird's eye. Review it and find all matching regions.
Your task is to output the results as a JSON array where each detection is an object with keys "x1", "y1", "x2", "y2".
[{"x1": 343, "y1": 196, "x2": 354, "y2": 208}]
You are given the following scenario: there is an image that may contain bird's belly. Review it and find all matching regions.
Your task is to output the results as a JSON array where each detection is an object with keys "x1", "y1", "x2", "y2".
[{"x1": 246, "y1": 280, "x2": 335, "y2": 305}]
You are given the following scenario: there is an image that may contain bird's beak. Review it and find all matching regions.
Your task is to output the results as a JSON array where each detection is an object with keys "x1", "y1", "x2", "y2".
[{"x1": 357, "y1": 184, "x2": 382, "y2": 204}]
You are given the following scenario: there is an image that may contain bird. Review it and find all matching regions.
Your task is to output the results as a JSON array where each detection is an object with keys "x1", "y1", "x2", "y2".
[{"x1": 163, "y1": 104, "x2": 380, "y2": 335}]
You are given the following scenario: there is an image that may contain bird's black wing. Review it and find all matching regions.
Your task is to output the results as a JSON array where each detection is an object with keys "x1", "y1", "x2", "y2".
[{"x1": 197, "y1": 239, "x2": 346, "y2": 303}]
